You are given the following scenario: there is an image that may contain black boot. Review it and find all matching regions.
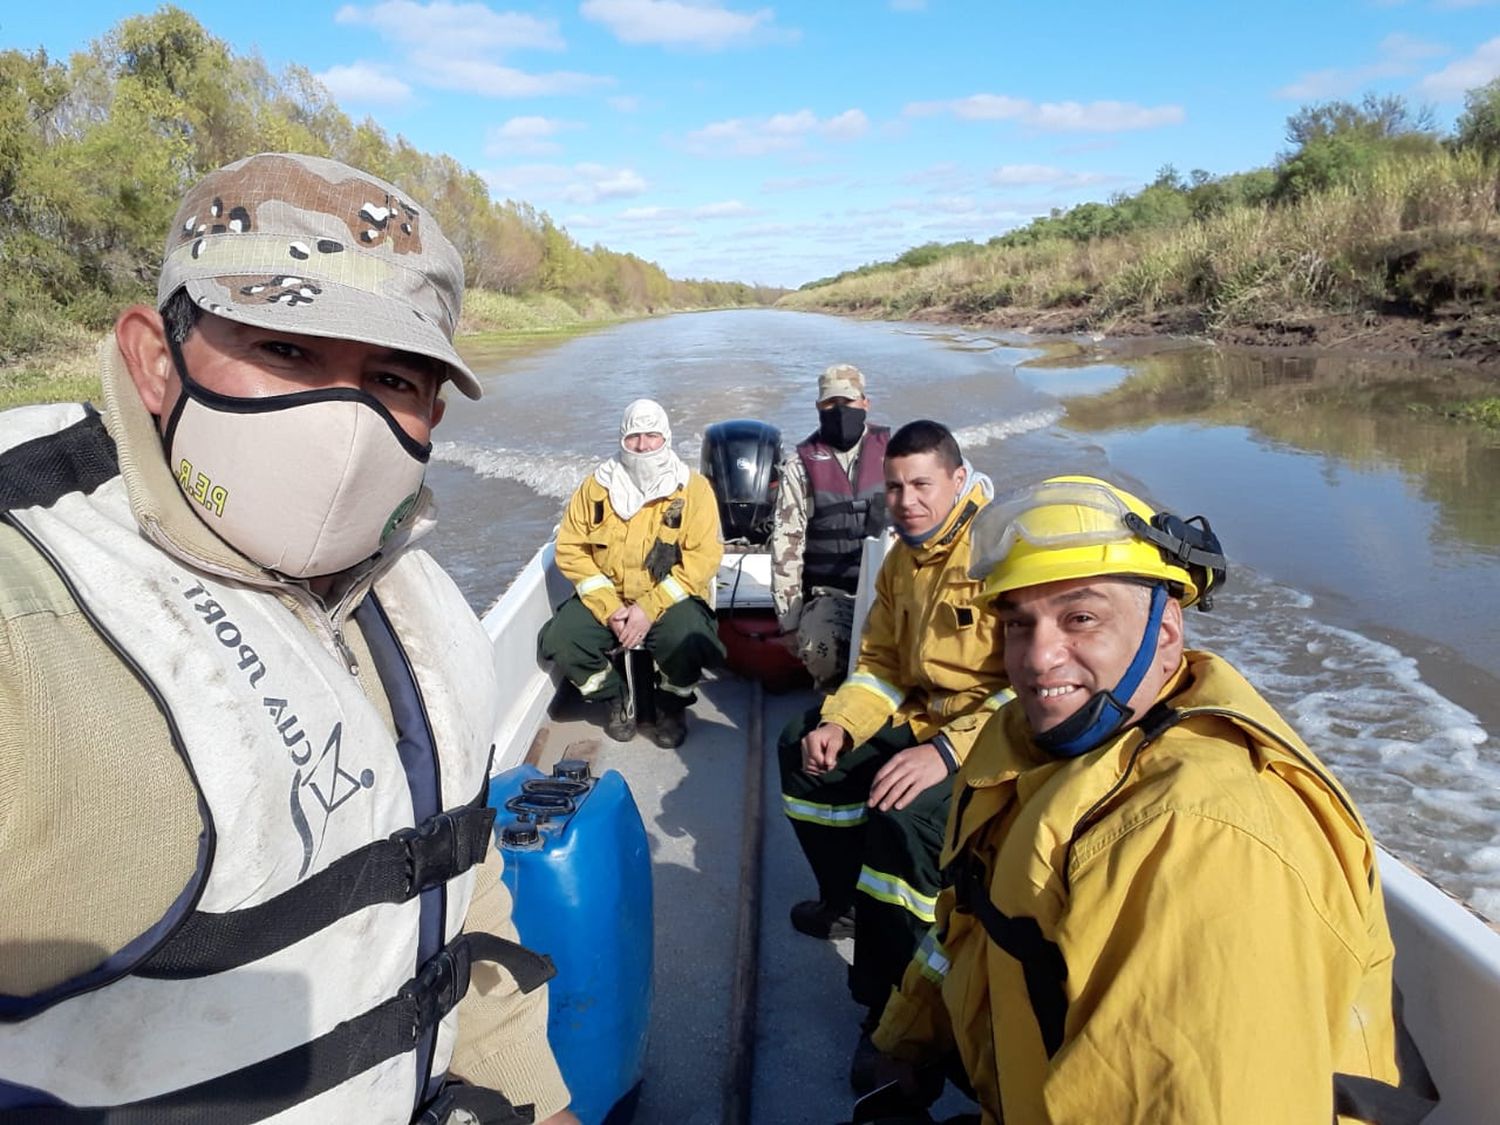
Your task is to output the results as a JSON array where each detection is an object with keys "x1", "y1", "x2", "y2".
[
  {"x1": 790, "y1": 898, "x2": 855, "y2": 940},
  {"x1": 651, "y1": 708, "x2": 687, "y2": 749},
  {"x1": 603, "y1": 696, "x2": 635, "y2": 742}
]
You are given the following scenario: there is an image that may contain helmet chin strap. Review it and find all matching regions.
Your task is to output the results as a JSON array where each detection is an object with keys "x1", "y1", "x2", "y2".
[{"x1": 1034, "y1": 583, "x2": 1168, "y2": 758}]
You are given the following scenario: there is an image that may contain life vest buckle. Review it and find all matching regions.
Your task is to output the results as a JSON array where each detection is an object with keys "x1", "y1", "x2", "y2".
[{"x1": 398, "y1": 805, "x2": 498, "y2": 897}]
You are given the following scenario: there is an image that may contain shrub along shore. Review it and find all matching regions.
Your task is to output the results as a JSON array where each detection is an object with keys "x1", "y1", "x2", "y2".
[
  {"x1": 782, "y1": 90, "x2": 1500, "y2": 403},
  {"x1": 781, "y1": 151, "x2": 1500, "y2": 371}
]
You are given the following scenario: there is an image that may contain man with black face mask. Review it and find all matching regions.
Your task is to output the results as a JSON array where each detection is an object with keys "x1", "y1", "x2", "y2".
[
  {"x1": 0, "y1": 154, "x2": 577, "y2": 1124},
  {"x1": 770, "y1": 364, "x2": 890, "y2": 693}
]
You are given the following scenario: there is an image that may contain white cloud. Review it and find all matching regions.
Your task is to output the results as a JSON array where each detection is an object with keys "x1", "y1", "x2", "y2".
[
  {"x1": 1417, "y1": 36, "x2": 1500, "y2": 98},
  {"x1": 313, "y1": 62, "x2": 413, "y2": 104},
  {"x1": 335, "y1": 2, "x2": 564, "y2": 53},
  {"x1": 693, "y1": 200, "x2": 756, "y2": 217},
  {"x1": 331, "y1": 2, "x2": 612, "y2": 98},
  {"x1": 580, "y1": 0, "x2": 783, "y2": 50},
  {"x1": 988, "y1": 164, "x2": 1118, "y2": 188},
  {"x1": 904, "y1": 94, "x2": 1184, "y2": 132},
  {"x1": 1275, "y1": 31, "x2": 1447, "y2": 99},
  {"x1": 412, "y1": 55, "x2": 611, "y2": 96},
  {"x1": 823, "y1": 108, "x2": 871, "y2": 140},
  {"x1": 685, "y1": 108, "x2": 870, "y2": 155},
  {"x1": 484, "y1": 162, "x2": 647, "y2": 204},
  {"x1": 614, "y1": 200, "x2": 759, "y2": 222},
  {"x1": 486, "y1": 116, "x2": 580, "y2": 157},
  {"x1": 1029, "y1": 101, "x2": 1185, "y2": 131},
  {"x1": 609, "y1": 95, "x2": 641, "y2": 112}
]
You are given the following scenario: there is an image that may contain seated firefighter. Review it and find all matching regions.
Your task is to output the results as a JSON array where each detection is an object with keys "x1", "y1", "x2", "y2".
[
  {"x1": 540, "y1": 399, "x2": 725, "y2": 749},
  {"x1": 776, "y1": 420, "x2": 1011, "y2": 1076},
  {"x1": 770, "y1": 362, "x2": 889, "y2": 693},
  {"x1": 868, "y1": 476, "x2": 1438, "y2": 1123}
]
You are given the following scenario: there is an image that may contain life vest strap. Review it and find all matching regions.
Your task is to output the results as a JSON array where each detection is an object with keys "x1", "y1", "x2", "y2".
[
  {"x1": 8, "y1": 932, "x2": 554, "y2": 1123},
  {"x1": 137, "y1": 778, "x2": 496, "y2": 979}
]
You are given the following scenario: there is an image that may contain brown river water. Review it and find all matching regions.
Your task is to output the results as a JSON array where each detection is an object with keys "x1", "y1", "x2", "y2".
[{"x1": 421, "y1": 309, "x2": 1500, "y2": 918}]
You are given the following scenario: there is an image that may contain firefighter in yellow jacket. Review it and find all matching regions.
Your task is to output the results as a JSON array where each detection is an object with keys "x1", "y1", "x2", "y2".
[
  {"x1": 868, "y1": 476, "x2": 1438, "y2": 1124},
  {"x1": 777, "y1": 420, "x2": 1011, "y2": 1085},
  {"x1": 540, "y1": 399, "x2": 725, "y2": 748}
]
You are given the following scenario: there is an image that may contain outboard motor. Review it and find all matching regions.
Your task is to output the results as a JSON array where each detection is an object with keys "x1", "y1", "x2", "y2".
[{"x1": 700, "y1": 419, "x2": 782, "y2": 545}]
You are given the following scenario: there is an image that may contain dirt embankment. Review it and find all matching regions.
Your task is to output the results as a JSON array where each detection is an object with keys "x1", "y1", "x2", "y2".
[{"x1": 902, "y1": 304, "x2": 1500, "y2": 369}]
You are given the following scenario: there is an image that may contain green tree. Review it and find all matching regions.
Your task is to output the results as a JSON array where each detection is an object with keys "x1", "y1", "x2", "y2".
[{"x1": 1454, "y1": 78, "x2": 1500, "y2": 156}]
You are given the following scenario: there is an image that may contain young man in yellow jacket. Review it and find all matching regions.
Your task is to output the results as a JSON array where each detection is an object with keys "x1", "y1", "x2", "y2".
[
  {"x1": 541, "y1": 399, "x2": 725, "y2": 748},
  {"x1": 869, "y1": 476, "x2": 1438, "y2": 1124},
  {"x1": 777, "y1": 420, "x2": 1011, "y2": 1082}
]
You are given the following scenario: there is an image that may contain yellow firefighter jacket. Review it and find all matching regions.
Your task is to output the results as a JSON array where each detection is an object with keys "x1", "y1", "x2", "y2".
[
  {"x1": 874, "y1": 650, "x2": 1431, "y2": 1125},
  {"x1": 554, "y1": 472, "x2": 723, "y2": 624},
  {"x1": 820, "y1": 481, "x2": 1010, "y2": 765}
]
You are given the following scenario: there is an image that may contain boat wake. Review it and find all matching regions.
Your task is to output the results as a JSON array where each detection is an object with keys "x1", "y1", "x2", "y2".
[
  {"x1": 1192, "y1": 572, "x2": 1499, "y2": 918},
  {"x1": 434, "y1": 441, "x2": 600, "y2": 500},
  {"x1": 953, "y1": 409, "x2": 1062, "y2": 449}
]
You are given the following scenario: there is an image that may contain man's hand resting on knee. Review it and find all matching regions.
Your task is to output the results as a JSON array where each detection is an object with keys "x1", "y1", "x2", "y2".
[{"x1": 867, "y1": 744, "x2": 948, "y2": 812}]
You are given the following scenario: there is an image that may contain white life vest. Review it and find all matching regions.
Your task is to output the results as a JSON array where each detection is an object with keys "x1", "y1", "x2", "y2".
[{"x1": 0, "y1": 404, "x2": 541, "y2": 1123}]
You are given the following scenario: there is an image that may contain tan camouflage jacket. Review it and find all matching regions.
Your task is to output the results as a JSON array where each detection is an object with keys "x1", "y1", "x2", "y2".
[{"x1": 769, "y1": 438, "x2": 865, "y2": 632}]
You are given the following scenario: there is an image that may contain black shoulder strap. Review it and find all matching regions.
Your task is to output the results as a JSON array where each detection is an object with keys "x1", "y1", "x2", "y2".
[
  {"x1": 0, "y1": 406, "x2": 119, "y2": 513},
  {"x1": 950, "y1": 853, "x2": 1069, "y2": 1059}
]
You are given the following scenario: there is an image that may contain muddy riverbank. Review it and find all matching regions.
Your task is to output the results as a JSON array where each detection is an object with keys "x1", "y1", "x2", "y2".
[{"x1": 902, "y1": 302, "x2": 1500, "y2": 371}]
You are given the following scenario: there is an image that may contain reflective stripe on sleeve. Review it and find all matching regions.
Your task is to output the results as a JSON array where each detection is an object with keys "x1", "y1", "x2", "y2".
[
  {"x1": 660, "y1": 575, "x2": 688, "y2": 603},
  {"x1": 844, "y1": 672, "x2": 905, "y2": 711},
  {"x1": 782, "y1": 793, "x2": 869, "y2": 828},
  {"x1": 577, "y1": 573, "x2": 613, "y2": 597},
  {"x1": 857, "y1": 865, "x2": 939, "y2": 923},
  {"x1": 659, "y1": 679, "x2": 695, "y2": 697},
  {"x1": 914, "y1": 928, "x2": 952, "y2": 984}
]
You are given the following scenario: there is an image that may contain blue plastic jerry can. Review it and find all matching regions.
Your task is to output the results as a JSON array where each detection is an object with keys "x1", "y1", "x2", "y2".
[{"x1": 487, "y1": 760, "x2": 654, "y2": 1125}]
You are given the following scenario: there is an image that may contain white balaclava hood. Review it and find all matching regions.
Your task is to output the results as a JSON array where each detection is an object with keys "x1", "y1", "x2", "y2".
[{"x1": 595, "y1": 398, "x2": 688, "y2": 519}]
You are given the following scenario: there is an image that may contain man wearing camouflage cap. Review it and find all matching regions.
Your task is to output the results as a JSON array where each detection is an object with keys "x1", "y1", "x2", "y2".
[
  {"x1": 0, "y1": 154, "x2": 576, "y2": 1124},
  {"x1": 769, "y1": 363, "x2": 890, "y2": 693}
]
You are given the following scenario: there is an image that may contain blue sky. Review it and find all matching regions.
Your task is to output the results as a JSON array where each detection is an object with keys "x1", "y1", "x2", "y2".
[{"x1": 5, "y1": 1, "x2": 1499, "y2": 288}]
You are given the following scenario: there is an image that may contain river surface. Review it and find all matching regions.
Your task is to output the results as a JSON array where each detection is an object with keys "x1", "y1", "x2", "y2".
[{"x1": 426, "y1": 308, "x2": 1500, "y2": 918}]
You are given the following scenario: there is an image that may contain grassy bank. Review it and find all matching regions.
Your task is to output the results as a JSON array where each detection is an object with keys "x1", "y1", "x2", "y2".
[{"x1": 781, "y1": 152, "x2": 1500, "y2": 355}]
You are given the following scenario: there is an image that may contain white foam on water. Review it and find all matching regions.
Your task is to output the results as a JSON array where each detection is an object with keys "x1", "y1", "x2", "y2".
[
  {"x1": 954, "y1": 409, "x2": 1062, "y2": 449},
  {"x1": 433, "y1": 440, "x2": 598, "y2": 500},
  {"x1": 1189, "y1": 571, "x2": 1499, "y2": 913}
]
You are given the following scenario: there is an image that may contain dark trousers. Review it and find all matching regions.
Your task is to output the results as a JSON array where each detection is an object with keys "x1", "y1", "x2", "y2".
[
  {"x1": 777, "y1": 707, "x2": 953, "y2": 1014},
  {"x1": 538, "y1": 594, "x2": 725, "y2": 712}
]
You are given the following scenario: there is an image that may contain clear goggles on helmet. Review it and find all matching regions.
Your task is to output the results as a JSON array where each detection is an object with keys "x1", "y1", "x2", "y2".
[{"x1": 967, "y1": 479, "x2": 1139, "y2": 582}]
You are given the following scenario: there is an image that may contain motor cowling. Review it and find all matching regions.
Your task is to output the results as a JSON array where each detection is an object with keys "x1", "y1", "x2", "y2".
[{"x1": 700, "y1": 419, "x2": 782, "y2": 545}]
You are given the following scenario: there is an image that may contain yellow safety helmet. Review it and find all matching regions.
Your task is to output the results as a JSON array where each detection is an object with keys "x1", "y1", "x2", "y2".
[{"x1": 968, "y1": 476, "x2": 1226, "y2": 610}]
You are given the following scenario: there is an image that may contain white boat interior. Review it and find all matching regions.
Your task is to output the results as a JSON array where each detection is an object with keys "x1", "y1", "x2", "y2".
[{"x1": 482, "y1": 541, "x2": 1500, "y2": 1125}]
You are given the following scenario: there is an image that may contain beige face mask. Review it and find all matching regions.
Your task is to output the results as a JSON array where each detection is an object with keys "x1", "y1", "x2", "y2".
[{"x1": 164, "y1": 350, "x2": 429, "y2": 578}]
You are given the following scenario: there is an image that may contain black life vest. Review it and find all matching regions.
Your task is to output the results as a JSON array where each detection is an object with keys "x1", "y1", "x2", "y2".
[{"x1": 795, "y1": 425, "x2": 889, "y2": 595}]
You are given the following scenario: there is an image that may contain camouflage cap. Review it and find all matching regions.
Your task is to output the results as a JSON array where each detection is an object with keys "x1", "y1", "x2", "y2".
[
  {"x1": 158, "y1": 152, "x2": 481, "y2": 399},
  {"x1": 817, "y1": 363, "x2": 866, "y2": 403}
]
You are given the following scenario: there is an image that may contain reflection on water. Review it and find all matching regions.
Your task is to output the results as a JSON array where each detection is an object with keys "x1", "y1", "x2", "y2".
[
  {"x1": 427, "y1": 311, "x2": 1500, "y2": 916},
  {"x1": 1064, "y1": 349, "x2": 1500, "y2": 554}
]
